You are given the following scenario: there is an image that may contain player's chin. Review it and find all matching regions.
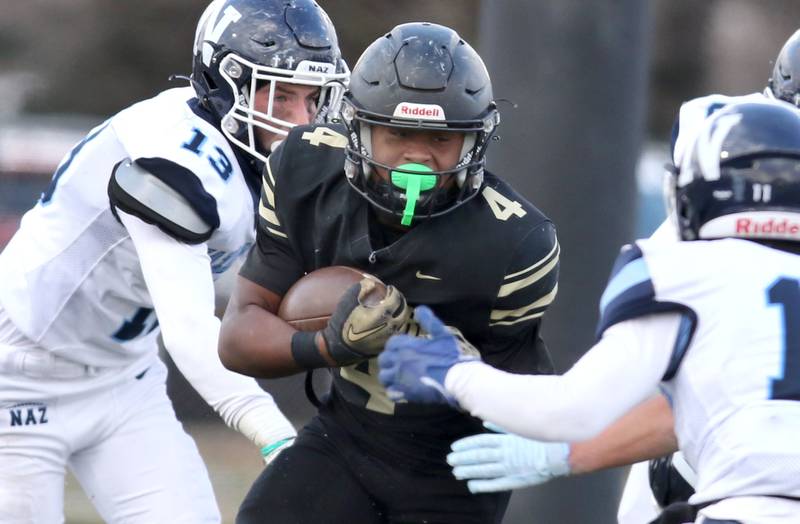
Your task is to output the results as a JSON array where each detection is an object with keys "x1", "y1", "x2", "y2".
[{"x1": 255, "y1": 127, "x2": 288, "y2": 153}]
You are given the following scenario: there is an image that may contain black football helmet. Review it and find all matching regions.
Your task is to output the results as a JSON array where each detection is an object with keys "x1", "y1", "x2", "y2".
[
  {"x1": 191, "y1": 0, "x2": 349, "y2": 163},
  {"x1": 766, "y1": 29, "x2": 800, "y2": 107},
  {"x1": 340, "y1": 22, "x2": 500, "y2": 225},
  {"x1": 667, "y1": 100, "x2": 800, "y2": 242}
]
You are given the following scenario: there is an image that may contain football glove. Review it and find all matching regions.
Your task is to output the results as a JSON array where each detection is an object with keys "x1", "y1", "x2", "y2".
[
  {"x1": 321, "y1": 278, "x2": 410, "y2": 366},
  {"x1": 260, "y1": 437, "x2": 295, "y2": 467},
  {"x1": 378, "y1": 305, "x2": 479, "y2": 406},
  {"x1": 447, "y1": 428, "x2": 570, "y2": 494}
]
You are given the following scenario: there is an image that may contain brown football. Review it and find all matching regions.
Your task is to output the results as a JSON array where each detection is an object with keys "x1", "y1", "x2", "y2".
[{"x1": 278, "y1": 266, "x2": 386, "y2": 331}]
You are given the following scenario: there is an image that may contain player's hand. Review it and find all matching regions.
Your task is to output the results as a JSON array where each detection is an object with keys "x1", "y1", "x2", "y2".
[
  {"x1": 260, "y1": 437, "x2": 295, "y2": 467},
  {"x1": 447, "y1": 430, "x2": 570, "y2": 493},
  {"x1": 378, "y1": 305, "x2": 479, "y2": 405},
  {"x1": 321, "y1": 278, "x2": 410, "y2": 366}
]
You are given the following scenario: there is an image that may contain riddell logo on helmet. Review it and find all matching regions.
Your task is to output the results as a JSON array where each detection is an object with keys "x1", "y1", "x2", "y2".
[
  {"x1": 393, "y1": 103, "x2": 446, "y2": 121},
  {"x1": 736, "y1": 217, "x2": 800, "y2": 236}
]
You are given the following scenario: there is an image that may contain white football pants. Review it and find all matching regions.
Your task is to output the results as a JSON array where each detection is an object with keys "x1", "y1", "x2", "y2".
[{"x1": 0, "y1": 349, "x2": 220, "y2": 524}]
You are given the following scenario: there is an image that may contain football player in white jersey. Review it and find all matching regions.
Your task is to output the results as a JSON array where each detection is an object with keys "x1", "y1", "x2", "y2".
[
  {"x1": 0, "y1": 0, "x2": 348, "y2": 522},
  {"x1": 379, "y1": 99, "x2": 800, "y2": 524}
]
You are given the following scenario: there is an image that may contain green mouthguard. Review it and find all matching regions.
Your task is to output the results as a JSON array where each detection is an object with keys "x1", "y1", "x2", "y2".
[{"x1": 390, "y1": 163, "x2": 437, "y2": 226}]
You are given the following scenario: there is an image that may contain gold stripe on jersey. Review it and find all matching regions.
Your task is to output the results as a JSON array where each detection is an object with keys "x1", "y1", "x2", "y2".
[
  {"x1": 258, "y1": 199, "x2": 280, "y2": 227},
  {"x1": 504, "y1": 240, "x2": 559, "y2": 281},
  {"x1": 265, "y1": 157, "x2": 277, "y2": 188},
  {"x1": 498, "y1": 242, "x2": 560, "y2": 298},
  {"x1": 490, "y1": 283, "x2": 558, "y2": 323},
  {"x1": 490, "y1": 310, "x2": 545, "y2": 327},
  {"x1": 266, "y1": 226, "x2": 288, "y2": 239},
  {"x1": 259, "y1": 159, "x2": 287, "y2": 238},
  {"x1": 261, "y1": 175, "x2": 276, "y2": 208}
]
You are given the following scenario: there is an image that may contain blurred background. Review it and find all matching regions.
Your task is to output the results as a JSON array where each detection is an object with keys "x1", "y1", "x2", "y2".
[{"x1": 2, "y1": 1, "x2": 800, "y2": 522}]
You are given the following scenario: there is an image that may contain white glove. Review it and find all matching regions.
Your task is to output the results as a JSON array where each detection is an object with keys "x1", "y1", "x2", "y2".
[
  {"x1": 447, "y1": 431, "x2": 571, "y2": 493},
  {"x1": 261, "y1": 437, "x2": 295, "y2": 466}
]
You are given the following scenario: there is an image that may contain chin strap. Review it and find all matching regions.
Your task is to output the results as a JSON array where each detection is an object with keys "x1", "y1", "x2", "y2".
[{"x1": 390, "y1": 163, "x2": 436, "y2": 226}]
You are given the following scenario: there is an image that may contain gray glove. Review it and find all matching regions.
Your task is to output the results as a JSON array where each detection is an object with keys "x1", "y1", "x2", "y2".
[{"x1": 321, "y1": 278, "x2": 411, "y2": 365}]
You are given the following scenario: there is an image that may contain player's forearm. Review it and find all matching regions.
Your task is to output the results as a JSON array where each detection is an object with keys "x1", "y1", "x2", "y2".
[
  {"x1": 568, "y1": 394, "x2": 678, "y2": 474},
  {"x1": 218, "y1": 302, "x2": 302, "y2": 378},
  {"x1": 217, "y1": 274, "x2": 321, "y2": 378},
  {"x1": 447, "y1": 362, "x2": 630, "y2": 442},
  {"x1": 446, "y1": 318, "x2": 673, "y2": 442},
  {"x1": 166, "y1": 319, "x2": 296, "y2": 445}
]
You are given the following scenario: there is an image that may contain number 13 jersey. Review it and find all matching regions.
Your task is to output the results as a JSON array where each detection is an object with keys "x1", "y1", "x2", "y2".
[{"x1": 0, "y1": 87, "x2": 259, "y2": 368}]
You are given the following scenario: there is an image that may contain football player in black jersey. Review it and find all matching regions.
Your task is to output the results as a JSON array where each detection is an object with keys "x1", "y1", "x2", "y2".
[{"x1": 219, "y1": 22, "x2": 560, "y2": 524}]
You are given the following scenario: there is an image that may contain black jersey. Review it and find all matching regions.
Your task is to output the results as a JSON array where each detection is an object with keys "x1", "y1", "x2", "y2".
[{"x1": 240, "y1": 123, "x2": 559, "y2": 465}]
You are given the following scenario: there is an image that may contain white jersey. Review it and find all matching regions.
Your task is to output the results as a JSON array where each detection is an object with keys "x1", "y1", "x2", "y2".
[
  {"x1": 0, "y1": 87, "x2": 257, "y2": 368},
  {"x1": 632, "y1": 238, "x2": 800, "y2": 504}
]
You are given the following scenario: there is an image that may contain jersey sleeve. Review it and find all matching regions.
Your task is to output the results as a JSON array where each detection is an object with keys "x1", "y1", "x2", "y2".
[
  {"x1": 596, "y1": 243, "x2": 698, "y2": 380},
  {"x1": 481, "y1": 221, "x2": 559, "y2": 370},
  {"x1": 238, "y1": 141, "x2": 304, "y2": 295},
  {"x1": 119, "y1": 210, "x2": 296, "y2": 445}
]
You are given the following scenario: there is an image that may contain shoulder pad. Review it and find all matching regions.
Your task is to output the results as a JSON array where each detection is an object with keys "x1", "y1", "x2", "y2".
[
  {"x1": 596, "y1": 244, "x2": 677, "y2": 337},
  {"x1": 108, "y1": 158, "x2": 220, "y2": 244}
]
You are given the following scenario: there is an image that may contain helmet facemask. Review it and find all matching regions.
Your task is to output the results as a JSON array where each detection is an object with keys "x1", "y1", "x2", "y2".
[
  {"x1": 217, "y1": 53, "x2": 349, "y2": 163},
  {"x1": 342, "y1": 99, "x2": 499, "y2": 226},
  {"x1": 190, "y1": 0, "x2": 349, "y2": 164}
]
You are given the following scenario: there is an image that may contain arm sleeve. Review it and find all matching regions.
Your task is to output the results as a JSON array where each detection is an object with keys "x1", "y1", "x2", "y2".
[
  {"x1": 119, "y1": 210, "x2": 296, "y2": 446},
  {"x1": 444, "y1": 312, "x2": 680, "y2": 442}
]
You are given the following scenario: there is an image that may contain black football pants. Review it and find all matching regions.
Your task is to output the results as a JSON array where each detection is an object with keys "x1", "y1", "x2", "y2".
[{"x1": 236, "y1": 414, "x2": 510, "y2": 524}]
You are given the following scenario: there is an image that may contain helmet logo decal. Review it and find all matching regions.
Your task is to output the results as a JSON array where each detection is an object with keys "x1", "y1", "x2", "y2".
[
  {"x1": 683, "y1": 112, "x2": 742, "y2": 186},
  {"x1": 199, "y1": 3, "x2": 242, "y2": 67},
  {"x1": 297, "y1": 60, "x2": 334, "y2": 74},
  {"x1": 393, "y1": 103, "x2": 446, "y2": 121},
  {"x1": 699, "y1": 212, "x2": 800, "y2": 241}
]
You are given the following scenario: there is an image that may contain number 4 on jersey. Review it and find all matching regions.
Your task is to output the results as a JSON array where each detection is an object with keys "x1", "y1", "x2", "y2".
[
  {"x1": 301, "y1": 127, "x2": 347, "y2": 148},
  {"x1": 482, "y1": 186, "x2": 526, "y2": 221}
]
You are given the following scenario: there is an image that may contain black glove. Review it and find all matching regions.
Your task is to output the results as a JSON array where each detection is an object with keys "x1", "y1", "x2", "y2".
[{"x1": 321, "y1": 278, "x2": 410, "y2": 366}]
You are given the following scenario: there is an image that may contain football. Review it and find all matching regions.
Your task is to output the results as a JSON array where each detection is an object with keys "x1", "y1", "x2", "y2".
[{"x1": 278, "y1": 266, "x2": 386, "y2": 331}]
